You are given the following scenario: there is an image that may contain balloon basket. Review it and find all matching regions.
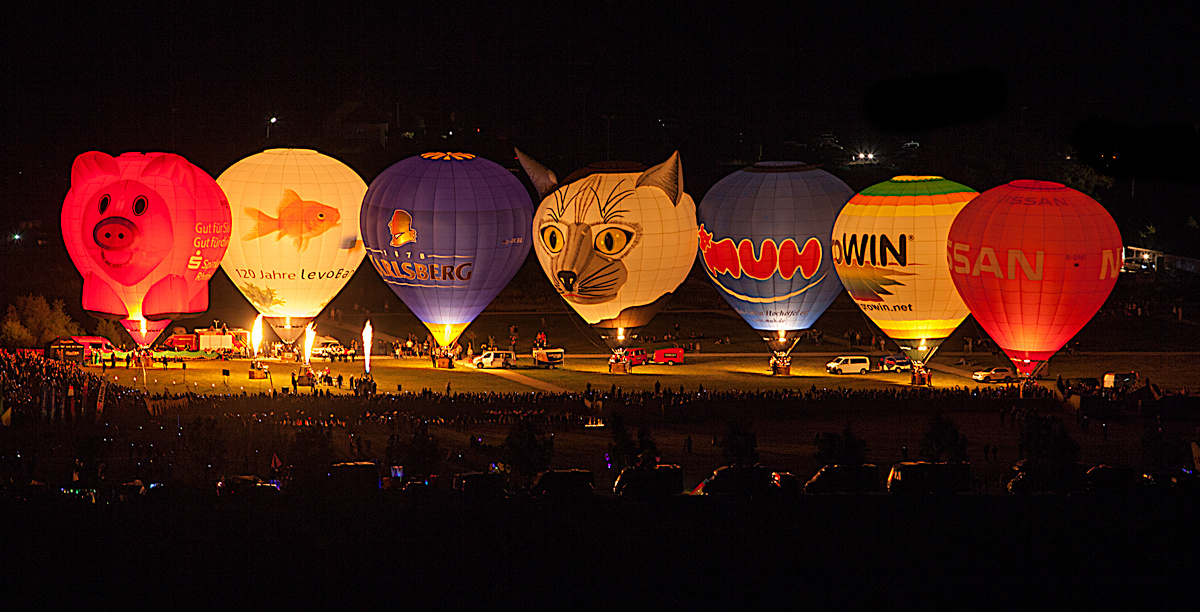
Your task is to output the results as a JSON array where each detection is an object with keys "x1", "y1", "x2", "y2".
[
  {"x1": 910, "y1": 368, "x2": 933, "y2": 386},
  {"x1": 771, "y1": 364, "x2": 791, "y2": 376},
  {"x1": 280, "y1": 352, "x2": 295, "y2": 363},
  {"x1": 609, "y1": 362, "x2": 631, "y2": 374},
  {"x1": 248, "y1": 370, "x2": 268, "y2": 380},
  {"x1": 434, "y1": 357, "x2": 454, "y2": 369}
]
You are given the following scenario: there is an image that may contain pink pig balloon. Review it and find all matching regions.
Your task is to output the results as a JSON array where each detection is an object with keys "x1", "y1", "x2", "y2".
[{"x1": 62, "y1": 151, "x2": 232, "y2": 346}]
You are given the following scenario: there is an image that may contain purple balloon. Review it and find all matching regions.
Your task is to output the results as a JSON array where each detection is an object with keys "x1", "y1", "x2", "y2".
[{"x1": 360, "y1": 152, "x2": 533, "y2": 345}]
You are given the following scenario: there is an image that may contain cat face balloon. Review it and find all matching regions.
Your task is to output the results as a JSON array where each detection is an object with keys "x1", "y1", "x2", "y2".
[{"x1": 520, "y1": 150, "x2": 698, "y2": 342}]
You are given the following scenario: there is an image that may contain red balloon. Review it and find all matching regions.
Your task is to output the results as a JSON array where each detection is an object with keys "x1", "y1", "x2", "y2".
[
  {"x1": 947, "y1": 180, "x2": 1122, "y2": 376},
  {"x1": 62, "y1": 152, "x2": 231, "y2": 346}
]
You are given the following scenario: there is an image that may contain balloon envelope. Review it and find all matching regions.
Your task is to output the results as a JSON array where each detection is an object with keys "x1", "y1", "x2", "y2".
[
  {"x1": 833, "y1": 175, "x2": 977, "y2": 363},
  {"x1": 947, "y1": 180, "x2": 1122, "y2": 376},
  {"x1": 526, "y1": 153, "x2": 698, "y2": 348},
  {"x1": 217, "y1": 149, "x2": 366, "y2": 343},
  {"x1": 360, "y1": 152, "x2": 533, "y2": 347},
  {"x1": 61, "y1": 151, "x2": 231, "y2": 347},
  {"x1": 698, "y1": 162, "x2": 851, "y2": 351}
]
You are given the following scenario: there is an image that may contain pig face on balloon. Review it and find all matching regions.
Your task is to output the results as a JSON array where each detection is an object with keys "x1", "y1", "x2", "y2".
[
  {"x1": 62, "y1": 151, "x2": 231, "y2": 321},
  {"x1": 80, "y1": 178, "x2": 175, "y2": 285}
]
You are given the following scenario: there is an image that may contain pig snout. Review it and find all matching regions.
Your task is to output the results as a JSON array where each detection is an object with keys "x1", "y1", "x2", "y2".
[{"x1": 93, "y1": 217, "x2": 139, "y2": 250}]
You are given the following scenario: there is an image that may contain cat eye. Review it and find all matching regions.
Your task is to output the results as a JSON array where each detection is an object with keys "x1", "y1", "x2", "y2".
[
  {"x1": 98, "y1": 195, "x2": 110, "y2": 214},
  {"x1": 594, "y1": 227, "x2": 633, "y2": 256},
  {"x1": 132, "y1": 196, "x2": 148, "y2": 216},
  {"x1": 541, "y1": 226, "x2": 565, "y2": 253}
]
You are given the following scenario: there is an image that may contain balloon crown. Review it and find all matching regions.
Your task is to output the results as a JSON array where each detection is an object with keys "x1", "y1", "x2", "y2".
[
  {"x1": 420, "y1": 152, "x2": 477, "y2": 161},
  {"x1": 1008, "y1": 179, "x2": 1066, "y2": 190},
  {"x1": 890, "y1": 175, "x2": 944, "y2": 182},
  {"x1": 745, "y1": 161, "x2": 817, "y2": 173}
]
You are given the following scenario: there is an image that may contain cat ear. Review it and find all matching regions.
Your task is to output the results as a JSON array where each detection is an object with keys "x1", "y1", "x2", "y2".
[
  {"x1": 636, "y1": 151, "x2": 684, "y2": 206},
  {"x1": 515, "y1": 148, "x2": 558, "y2": 199}
]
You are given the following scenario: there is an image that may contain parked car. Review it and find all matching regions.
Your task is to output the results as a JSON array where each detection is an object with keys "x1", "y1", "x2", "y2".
[
  {"x1": 1005, "y1": 460, "x2": 1087, "y2": 494},
  {"x1": 1102, "y1": 372, "x2": 1139, "y2": 390},
  {"x1": 772, "y1": 472, "x2": 801, "y2": 499},
  {"x1": 1085, "y1": 465, "x2": 1153, "y2": 492},
  {"x1": 691, "y1": 465, "x2": 779, "y2": 499},
  {"x1": 973, "y1": 366, "x2": 1015, "y2": 383},
  {"x1": 879, "y1": 355, "x2": 912, "y2": 372},
  {"x1": 652, "y1": 348, "x2": 685, "y2": 365},
  {"x1": 804, "y1": 464, "x2": 881, "y2": 494},
  {"x1": 532, "y1": 469, "x2": 595, "y2": 497},
  {"x1": 624, "y1": 348, "x2": 650, "y2": 366},
  {"x1": 886, "y1": 462, "x2": 971, "y2": 494},
  {"x1": 473, "y1": 351, "x2": 515, "y2": 369},
  {"x1": 613, "y1": 464, "x2": 684, "y2": 498},
  {"x1": 452, "y1": 472, "x2": 508, "y2": 499},
  {"x1": 216, "y1": 474, "x2": 281, "y2": 500},
  {"x1": 826, "y1": 356, "x2": 870, "y2": 375}
]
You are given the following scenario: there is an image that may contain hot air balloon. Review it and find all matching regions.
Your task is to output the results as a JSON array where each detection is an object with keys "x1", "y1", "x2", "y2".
[
  {"x1": 217, "y1": 149, "x2": 367, "y2": 344},
  {"x1": 698, "y1": 162, "x2": 852, "y2": 364},
  {"x1": 519, "y1": 149, "x2": 698, "y2": 349},
  {"x1": 832, "y1": 175, "x2": 978, "y2": 365},
  {"x1": 947, "y1": 179, "x2": 1122, "y2": 377},
  {"x1": 61, "y1": 151, "x2": 232, "y2": 347},
  {"x1": 360, "y1": 152, "x2": 533, "y2": 348}
]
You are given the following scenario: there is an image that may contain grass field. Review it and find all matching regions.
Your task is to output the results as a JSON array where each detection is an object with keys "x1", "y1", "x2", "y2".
[{"x1": 85, "y1": 348, "x2": 1200, "y2": 396}]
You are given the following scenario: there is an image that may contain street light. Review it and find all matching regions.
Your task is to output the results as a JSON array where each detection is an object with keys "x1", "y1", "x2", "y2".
[{"x1": 267, "y1": 117, "x2": 277, "y2": 138}]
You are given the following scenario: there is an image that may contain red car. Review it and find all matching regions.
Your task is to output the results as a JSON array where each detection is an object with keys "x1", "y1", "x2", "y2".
[{"x1": 623, "y1": 348, "x2": 650, "y2": 366}]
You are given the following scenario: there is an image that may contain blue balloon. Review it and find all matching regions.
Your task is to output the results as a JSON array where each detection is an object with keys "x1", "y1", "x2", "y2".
[
  {"x1": 697, "y1": 162, "x2": 851, "y2": 344},
  {"x1": 360, "y1": 152, "x2": 533, "y2": 346}
]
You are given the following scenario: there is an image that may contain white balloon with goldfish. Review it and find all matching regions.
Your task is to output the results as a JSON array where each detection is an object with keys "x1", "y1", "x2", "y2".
[
  {"x1": 832, "y1": 176, "x2": 978, "y2": 365},
  {"x1": 217, "y1": 149, "x2": 366, "y2": 344}
]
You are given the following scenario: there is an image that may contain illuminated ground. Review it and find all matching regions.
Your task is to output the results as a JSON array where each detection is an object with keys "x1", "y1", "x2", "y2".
[{"x1": 87, "y1": 350, "x2": 1200, "y2": 396}]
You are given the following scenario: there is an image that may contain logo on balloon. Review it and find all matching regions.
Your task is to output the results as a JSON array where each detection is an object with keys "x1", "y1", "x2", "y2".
[
  {"x1": 831, "y1": 232, "x2": 918, "y2": 303},
  {"x1": 698, "y1": 224, "x2": 822, "y2": 281},
  {"x1": 388, "y1": 209, "x2": 418, "y2": 247}
]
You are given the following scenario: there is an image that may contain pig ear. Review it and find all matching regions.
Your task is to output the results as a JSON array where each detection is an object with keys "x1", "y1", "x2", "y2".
[
  {"x1": 637, "y1": 151, "x2": 684, "y2": 206},
  {"x1": 71, "y1": 152, "x2": 120, "y2": 187},
  {"x1": 141, "y1": 153, "x2": 197, "y2": 193},
  {"x1": 515, "y1": 148, "x2": 558, "y2": 199}
]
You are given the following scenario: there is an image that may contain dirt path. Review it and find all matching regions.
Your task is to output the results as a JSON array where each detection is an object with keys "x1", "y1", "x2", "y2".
[{"x1": 477, "y1": 367, "x2": 570, "y2": 393}]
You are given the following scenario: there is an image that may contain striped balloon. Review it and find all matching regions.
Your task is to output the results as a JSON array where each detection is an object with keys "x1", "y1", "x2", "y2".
[{"x1": 832, "y1": 176, "x2": 977, "y2": 364}]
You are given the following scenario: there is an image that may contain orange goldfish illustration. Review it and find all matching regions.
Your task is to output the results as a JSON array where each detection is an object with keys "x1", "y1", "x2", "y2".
[
  {"x1": 242, "y1": 189, "x2": 341, "y2": 252},
  {"x1": 388, "y1": 209, "x2": 417, "y2": 247}
]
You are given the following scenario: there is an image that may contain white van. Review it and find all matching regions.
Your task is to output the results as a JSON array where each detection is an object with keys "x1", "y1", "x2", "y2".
[
  {"x1": 473, "y1": 351, "x2": 515, "y2": 369},
  {"x1": 826, "y1": 356, "x2": 870, "y2": 375},
  {"x1": 313, "y1": 340, "x2": 345, "y2": 359}
]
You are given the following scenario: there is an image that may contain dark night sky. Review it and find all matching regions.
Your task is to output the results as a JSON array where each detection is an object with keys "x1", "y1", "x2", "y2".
[{"x1": 3, "y1": 1, "x2": 1198, "y2": 232}]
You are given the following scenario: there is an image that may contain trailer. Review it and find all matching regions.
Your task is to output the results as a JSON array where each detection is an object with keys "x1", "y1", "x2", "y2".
[{"x1": 533, "y1": 348, "x2": 565, "y2": 369}]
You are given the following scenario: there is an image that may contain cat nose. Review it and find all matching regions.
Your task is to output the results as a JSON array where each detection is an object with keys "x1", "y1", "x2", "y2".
[{"x1": 557, "y1": 271, "x2": 577, "y2": 291}]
